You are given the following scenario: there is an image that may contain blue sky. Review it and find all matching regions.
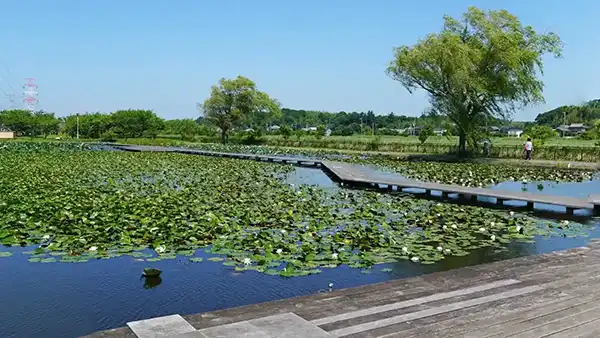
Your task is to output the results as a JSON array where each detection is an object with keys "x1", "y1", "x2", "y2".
[{"x1": 0, "y1": 0, "x2": 598, "y2": 120}]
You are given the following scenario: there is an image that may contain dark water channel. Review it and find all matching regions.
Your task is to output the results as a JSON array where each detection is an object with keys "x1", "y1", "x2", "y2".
[{"x1": 1, "y1": 166, "x2": 599, "y2": 338}]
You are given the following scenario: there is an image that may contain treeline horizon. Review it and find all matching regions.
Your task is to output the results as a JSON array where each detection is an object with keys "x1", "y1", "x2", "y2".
[{"x1": 1, "y1": 98, "x2": 599, "y2": 139}]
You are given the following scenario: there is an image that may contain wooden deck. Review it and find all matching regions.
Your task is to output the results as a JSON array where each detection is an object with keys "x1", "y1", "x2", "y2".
[
  {"x1": 86, "y1": 240, "x2": 600, "y2": 338},
  {"x1": 115, "y1": 144, "x2": 599, "y2": 215}
]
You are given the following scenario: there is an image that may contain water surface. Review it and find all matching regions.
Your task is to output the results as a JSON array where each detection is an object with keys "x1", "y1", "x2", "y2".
[{"x1": 0, "y1": 165, "x2": 598, "y2": 338}]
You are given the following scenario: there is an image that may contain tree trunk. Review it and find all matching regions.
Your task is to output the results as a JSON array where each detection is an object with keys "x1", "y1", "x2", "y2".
[
  {"x1": 458, "y1": 130, "x2": 467, "y2": 157},
  {"x1": 220, "y1": 129, "x2": 227, "y2": 144}
]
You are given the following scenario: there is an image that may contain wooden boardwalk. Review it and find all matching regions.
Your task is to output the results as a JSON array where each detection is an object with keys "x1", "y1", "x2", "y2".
[
  {"x1": 86, "y1": 240, "x2": 600, "y2": 338},
  {"x1": 115, "y1": 144, "x2": 600, "y2": 215}
]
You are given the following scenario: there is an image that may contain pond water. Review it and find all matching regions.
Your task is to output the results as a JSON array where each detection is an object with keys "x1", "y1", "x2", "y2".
[{"x1": 1, "y1": 165, "x2": 599, "y2": 338}]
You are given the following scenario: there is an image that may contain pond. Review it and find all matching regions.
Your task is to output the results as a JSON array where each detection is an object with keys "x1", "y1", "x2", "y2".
[{"x1": 0, "y1": 142, "x2": 598, "y2": 337}]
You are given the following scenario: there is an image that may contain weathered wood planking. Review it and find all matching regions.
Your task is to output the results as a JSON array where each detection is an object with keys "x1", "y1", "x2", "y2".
[{"x1": 85, "y1": 242, "x2": 600, "y2": 337}]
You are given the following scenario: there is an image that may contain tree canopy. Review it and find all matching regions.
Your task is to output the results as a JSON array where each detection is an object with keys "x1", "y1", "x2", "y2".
[
  {"x1": 387, "y1": 6, "x2": 563, "y2": 154},
  {"x1": 534, "y1": 99, "x2": 600, "y2": 127},
  {"x1": 200, "y1": 76, "x2": 281, "y2": 143}
]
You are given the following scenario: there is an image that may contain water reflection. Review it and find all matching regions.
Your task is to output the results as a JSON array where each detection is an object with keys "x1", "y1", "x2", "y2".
[{"x1": 142, "y1": 276, "x2": 162, "y2": 289}]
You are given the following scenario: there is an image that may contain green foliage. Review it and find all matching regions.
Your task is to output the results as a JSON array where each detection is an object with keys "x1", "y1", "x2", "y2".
[
  {"x1": 200, "y1": 76, "x2": 280, "y2": 143},
  {"x1": 0, "y1": 110, "x2": 60, "y2": 137},
  {"x1": 528, "y1": 125, "x2": 557, "y2": 146},
  {"x1": 535, "y1": 100, "x2": 600, "y2": 127},
  {"x1": 1, "y1": 142, "x2": 589, "y2": 274},
  {"x1": 315, "y1": 124, "x2": 326, "y2": 139},
  {"x1": 279, "y1": 124, "x2": 293, "y2": 139},
  {"x1": 64, "y1": 113, "x2": 112, "y2": 138},
  {"x1": 419, "y1": 126, "x2": 434, "y2": 144},
  {"x1": 111, "y1": 109, "x2": 164, "y2": 139},
  {"x1": 164, "y1": 119, "x2": 201, "y2": 141},
  {"x1": 387, "y1": 6, "x2": 562, "y2": 155}
]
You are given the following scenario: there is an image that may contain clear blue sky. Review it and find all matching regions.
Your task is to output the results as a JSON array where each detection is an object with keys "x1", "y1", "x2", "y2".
[{"x1": 0, "y1": 0, "x2": 598, "y2": 120}]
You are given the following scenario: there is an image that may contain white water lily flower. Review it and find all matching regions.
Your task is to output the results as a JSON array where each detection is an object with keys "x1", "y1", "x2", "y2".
[
  {"x1": 479, "y1": 227, "x2": 486, "y2": 232},
  {"x1": 243, "y1": 258, "x2": 252, "y2": 265},
  {"x1": 490, "y1": 235, "x2": 496, "y2": 241},
  {"x1": 522, "y1": 179, "x2": 528, "y2": 184},
  {"x1": 444, "y1": 249, "x2": 451, "y2": 253},
  {"x1": 276, "y1": 249, "x2": 283, "y2": 255},
  {"x1": 442, "y1": 225, "x2": 448, "y2": 230},
  {"x1": 451, "y1": 224, "x2": 457, "y2": 229},
  {"x1": 89, "y1": 246, "x2": 98, "y2": 252},
  {"x1": 490, "y1": 222, "x2": 495, "y2": 227},
  {"x1": 411, "y1": 256, "x2": 420, "y2": 263},
  {"x1": 331, "y1": 253, "x2": 338, "y2": 259},
  {"x1": 516, "y1": 226, "x2": 522, "y2": 232},
  {"x1": 562, "y1": 220, "x2": 570, "y2": 225},
  {"x1": 281, "y1": 229, "x2": 287, "y2": 234},
  {"x1": 402, "y1": 247, "x2": 408, "y2": 253},
  {"x1": 436, "y1": 246, "x2": 443, "y2": 251},
  {"x1": 436, "y1": 213, "x2": 441, "y2": 217},
  {"x1": 328, "y1": 282, "x2": 334, "y2": 288},
  {"x1": 155, "y1": 245, "x2": 166, "y2": 254},
  {"x1": 42, "y1": 235, "x2": 51, "y2": 240},
  {"x1": 510, "y1": 211, "x2": 515, "y2": 216}
]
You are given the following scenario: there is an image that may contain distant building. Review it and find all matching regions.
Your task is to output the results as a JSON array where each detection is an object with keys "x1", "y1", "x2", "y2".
[
  {"x1": 506, "y1": 128, "x2": 524, "y2": 138},
  {"x1": 433, "y1": 128, "x2": 446, "y2": 136},
  {"x1": 555, "y1": 123, "x2": 589, "y2": 136},
  {"x1": 0, "y1": 126, "x2": 14, "y2": 139}
]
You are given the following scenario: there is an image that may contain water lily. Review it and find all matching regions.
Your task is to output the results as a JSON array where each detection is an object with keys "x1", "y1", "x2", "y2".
[
  {"x1": 410, "y1": 256, "x2": 420, "y2": 262},
  {"x1": 490, "y1": 222, "x2": 495, "y2": 227},
  {"x1": 42, "y1": 235, "x2": 50, "y2": 241},
  {"x1": 331, "y1": 253, "x2": 338, "y2": 260},
  {"x1": 281, "y1": 229, "x2": 287, "y2": 234},
  {"x1": 451, "y1": 224, "x2": 458, "y2": 229},
  {"x1": 510, "y1": 211, "x2": 515, "y2": 216},
  {"x1": 444, "y1": 249, "x2": 451, "y2": 253},
  {"x1": 276, "y1": 248, "x2": 283, "y2": 255},
  {"x1": 155, "y1": 245, "x2": 166, "y2": 254},
  {"x1": 490, "y1": 235, "x2": 496, "y2": 241},
  {"x1": 89, "y1": 246, "x2": 97, "y2": 252},
  {"x1": 479, "y1": 227, "x2": 486, "y2": 232},
  {"x1": 516, "y1": 225, "x2": 522, "y2": 232},
  {"x1": 442, "y1": 225, "x2": 448, "y2": 230},
  {"x1": 562, "y1": 220, "x2": 570, "y2": 226},
  {"x1": 328, "y1": 282, "x2": 334, "y2": 288},
  {"x1": 436, "y1": 246, "x2": 443, "y2": 251},
  {"x1": 243, "y1": 258, "x2": 252, "y2": 265}
]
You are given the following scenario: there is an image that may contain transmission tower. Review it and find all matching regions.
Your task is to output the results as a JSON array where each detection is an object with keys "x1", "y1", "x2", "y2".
[{"x1": 22, "y1": 77, "x2": 38, "y2": 111}]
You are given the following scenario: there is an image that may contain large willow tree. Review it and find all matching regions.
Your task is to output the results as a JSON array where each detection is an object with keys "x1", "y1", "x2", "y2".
[{"x1": 387, "y1": 7, "x2": 563, "y2": 155}]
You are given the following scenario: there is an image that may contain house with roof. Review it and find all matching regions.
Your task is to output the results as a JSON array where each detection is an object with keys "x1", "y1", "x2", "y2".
[{"x1": 555, "y1": 123, "x2": 589, "y2": 136}]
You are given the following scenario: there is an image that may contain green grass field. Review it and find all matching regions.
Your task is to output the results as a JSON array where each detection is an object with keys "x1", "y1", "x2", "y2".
[{"x1": 264, "y1": 135, "x2": 598, "y2": 147}]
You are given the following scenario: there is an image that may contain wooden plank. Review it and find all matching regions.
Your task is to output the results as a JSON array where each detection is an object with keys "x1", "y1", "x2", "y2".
[
  {"x1": 328, "y1": 285, "x2": 543, "y2": 337},
  {"x1": 311, "y1": 279, "x2": 520, "y2": 326},
  {"x1": 320, "y1": 161, "x2": 593, "y2": 210},
  {"x1": 545, "y1": 318, "x2": 600, "y2": 338}
]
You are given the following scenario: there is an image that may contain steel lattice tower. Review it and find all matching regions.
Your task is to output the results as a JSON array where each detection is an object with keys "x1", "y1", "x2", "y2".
[{"x1": 22, "y1": 77, "x2": 38, "y2": 111}]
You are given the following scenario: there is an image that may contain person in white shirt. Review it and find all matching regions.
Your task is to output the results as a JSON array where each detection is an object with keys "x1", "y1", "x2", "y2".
[{"x1": 524, "y1": 138, "x2": 533, "y2": 160}]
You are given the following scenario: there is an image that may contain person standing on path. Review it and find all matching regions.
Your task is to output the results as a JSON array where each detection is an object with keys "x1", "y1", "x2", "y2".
[{"x1": 524, "y1": 138, "x2": 533, "y2": 160}]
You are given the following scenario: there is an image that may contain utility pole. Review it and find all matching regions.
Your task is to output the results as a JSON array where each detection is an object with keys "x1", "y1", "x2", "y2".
[
  {"x1": 563, "y1": 111, "x2": 567, "y2": 138},
  {"x1": 360, "y1": 117, "x2": 363, "y2": 136}
]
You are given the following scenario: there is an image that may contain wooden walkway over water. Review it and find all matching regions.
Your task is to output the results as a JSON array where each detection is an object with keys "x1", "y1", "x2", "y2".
[
  {"x1": 87, "y1": 240, "x2": 600, "y2": 338},
  {"x1": 115, "y1": 144, "x2": 599, "y2": 215}
]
